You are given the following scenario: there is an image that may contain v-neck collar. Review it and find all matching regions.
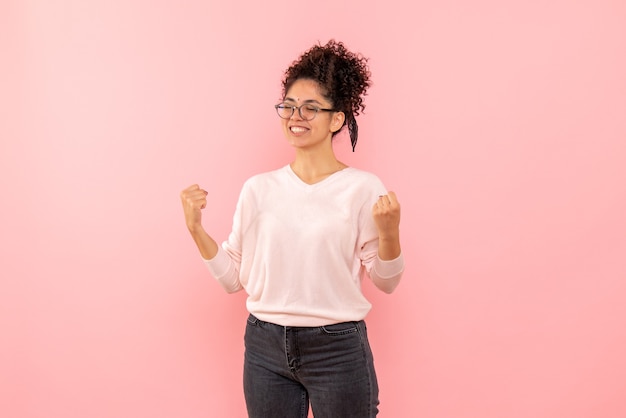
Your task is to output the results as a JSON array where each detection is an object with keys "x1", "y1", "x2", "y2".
[{"x1": 285, "y1": 164, "x2": 351, "y2": 190}]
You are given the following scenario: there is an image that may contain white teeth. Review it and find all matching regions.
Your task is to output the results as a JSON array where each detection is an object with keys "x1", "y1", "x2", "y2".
[{"x1": 290, "y1": 126, "x2": 307, "y2": 133}]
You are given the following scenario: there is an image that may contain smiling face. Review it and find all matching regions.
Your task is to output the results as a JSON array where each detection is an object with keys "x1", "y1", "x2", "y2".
[{"x1": 281, "y1": 79, "x2": 345, "y2": 151}]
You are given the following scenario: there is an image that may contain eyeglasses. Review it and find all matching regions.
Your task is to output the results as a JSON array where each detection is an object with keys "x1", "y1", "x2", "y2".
[{"x1": 274, "y1": 103, "x2": 337, "y2": 121}]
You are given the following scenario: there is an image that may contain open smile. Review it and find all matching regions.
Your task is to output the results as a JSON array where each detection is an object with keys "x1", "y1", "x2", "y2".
[{"x1": 289, "y1": 126, "x2": 309, "y2": 135}]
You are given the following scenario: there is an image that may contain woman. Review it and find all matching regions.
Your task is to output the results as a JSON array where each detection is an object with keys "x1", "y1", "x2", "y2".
[{"x1": 181, "y1": 40, "x2": 404, "y2": 418}]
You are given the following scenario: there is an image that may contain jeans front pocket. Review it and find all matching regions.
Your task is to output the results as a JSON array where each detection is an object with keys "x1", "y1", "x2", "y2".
[
  {"x1": 246, "y1": 314, "x2": 260, "y2": 326},
  {"x1": 320, "y1": 321, "x2": 359, "y2": 336}
]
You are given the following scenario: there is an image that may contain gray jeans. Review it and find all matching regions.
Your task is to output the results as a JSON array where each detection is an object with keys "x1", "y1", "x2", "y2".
[{"x1": 243, "y1": 314, "x2": 380, "y2": 417}]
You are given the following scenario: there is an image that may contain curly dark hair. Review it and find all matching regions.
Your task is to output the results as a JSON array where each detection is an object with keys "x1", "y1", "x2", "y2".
[{"x1": 281, "y1": 40, "x2": 371, "y2": 151}]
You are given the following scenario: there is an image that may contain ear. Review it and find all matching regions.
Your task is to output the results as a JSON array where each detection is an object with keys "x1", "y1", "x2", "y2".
[{"x1": 330, "y1": 111, "x2": 346, "y2": 133}]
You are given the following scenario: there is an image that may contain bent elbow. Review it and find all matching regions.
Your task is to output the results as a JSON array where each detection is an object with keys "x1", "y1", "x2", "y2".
[
  {"x1": 373, "y1": 277, "x2": 401, "y2": 294},
  {"x1": 224, "y1": 284, "x2": 243, "y2": 294}
]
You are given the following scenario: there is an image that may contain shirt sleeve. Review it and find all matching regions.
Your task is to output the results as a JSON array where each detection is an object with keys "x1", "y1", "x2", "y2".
[
  {"x1": 357, "y1": 176, "x2": 404, "y2": 293},
  {"x1": 202, "y1": 182, "x2": 249, "y2": 294},
  {"x1": 203, "y1": 246, "x2": 243, "y2": 293},
  {"x1": 370, "y1": 253, "x2": 404, "y2": 293}
]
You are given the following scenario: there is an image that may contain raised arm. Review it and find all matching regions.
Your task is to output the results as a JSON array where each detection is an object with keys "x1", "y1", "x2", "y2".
[
  {"x1": 180, "y1": 184, "x2": 219, "y2": 260},
  {"x1": 372, "y1": 191, "x2": 401, "y2": 261},
  {"x1": 369, "y1": 191, "x2": 403, "y2": 293}
]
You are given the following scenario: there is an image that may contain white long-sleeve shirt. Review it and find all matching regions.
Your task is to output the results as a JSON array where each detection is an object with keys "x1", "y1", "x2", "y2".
[{"x1": 204, "y1": 164, "x2": 404, "y2": 326}]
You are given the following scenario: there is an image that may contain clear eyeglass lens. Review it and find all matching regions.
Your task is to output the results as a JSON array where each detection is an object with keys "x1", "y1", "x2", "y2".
[
  {"x1": 300, "y1": 105, "x2": 318, "y2": 120},
  {"x1": 276, "y1": 105, "x2": 291, "y2": 119},
  {"x1": 276, "y1": 104, "x2": 320, "y2": 120}
]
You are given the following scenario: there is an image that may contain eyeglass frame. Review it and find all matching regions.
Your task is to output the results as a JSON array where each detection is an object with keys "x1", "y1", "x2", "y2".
[{"x1": 274, "y1": 103, "x2": 338, "y2": 121}]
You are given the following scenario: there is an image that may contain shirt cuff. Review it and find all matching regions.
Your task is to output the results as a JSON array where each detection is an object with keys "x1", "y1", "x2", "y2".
[
  {"x1": 202, "y1": 246, "x2": 232, "y2": 279},
  {"x1": 373, "y1": 252, "x2": 405, "y2": 279}
]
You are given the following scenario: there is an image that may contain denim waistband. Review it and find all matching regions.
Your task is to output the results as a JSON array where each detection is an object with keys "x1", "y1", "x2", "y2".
[{"x1": 246, "y1": 313, "x2": 364, "y2": 330}]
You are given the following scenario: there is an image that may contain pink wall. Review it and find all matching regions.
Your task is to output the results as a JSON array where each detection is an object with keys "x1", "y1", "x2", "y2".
[{"x1": 2, "y1": 1, "x2": 625, "y2": 417}]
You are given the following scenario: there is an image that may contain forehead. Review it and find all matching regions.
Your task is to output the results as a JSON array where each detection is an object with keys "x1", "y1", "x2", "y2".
[{"x1": 284, "y1": 79, "x2": 327, "y2": 103}]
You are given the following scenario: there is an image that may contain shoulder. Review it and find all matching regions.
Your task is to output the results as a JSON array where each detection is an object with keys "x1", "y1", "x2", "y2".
[
  {"x1": 332, "y1": 167, "x2": 387, "y2": 210},
  {"x1": 241, "y1": 166, "x2": 289, "y2": 193},
  {"x1": 344, "y1": 167, "x2": 382, "y2": 181},
  {"x1": 342, "y1": 167, "x2": 386, "y2": 191}
]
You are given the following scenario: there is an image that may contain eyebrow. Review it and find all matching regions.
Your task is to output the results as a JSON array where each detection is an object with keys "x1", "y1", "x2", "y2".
[{"x1": 283, "y1": 97, "x2": 324, "y2": 105}]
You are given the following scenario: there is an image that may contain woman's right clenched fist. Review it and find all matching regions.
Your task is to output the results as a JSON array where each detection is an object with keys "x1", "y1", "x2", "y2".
[{"x1": 180, "y1": 184, "x2": 208, "y2": 231}]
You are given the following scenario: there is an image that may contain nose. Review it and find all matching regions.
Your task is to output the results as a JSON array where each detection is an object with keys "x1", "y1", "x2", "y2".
[{"x1": 290, "y1": 106, "x2": 304, "y2": 121}]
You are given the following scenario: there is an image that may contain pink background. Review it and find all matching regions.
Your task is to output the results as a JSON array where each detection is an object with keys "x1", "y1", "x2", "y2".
[{"x1": 2, "y1": 1, "x2": 626, "y2": 417}]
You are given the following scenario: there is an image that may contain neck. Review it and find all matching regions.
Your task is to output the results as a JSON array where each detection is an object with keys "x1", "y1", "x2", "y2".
[{"x1": 290, "y1": 146, "x2": 347, "y2": 185}]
